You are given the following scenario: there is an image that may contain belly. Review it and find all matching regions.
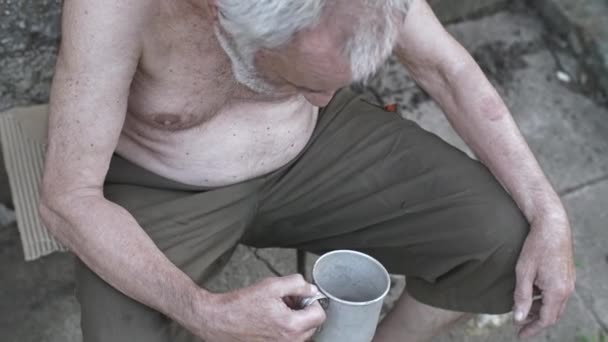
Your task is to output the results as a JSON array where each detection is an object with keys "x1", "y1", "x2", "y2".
[{"x1": 116, "y1": 96, "x2": 318, "y2": 187}]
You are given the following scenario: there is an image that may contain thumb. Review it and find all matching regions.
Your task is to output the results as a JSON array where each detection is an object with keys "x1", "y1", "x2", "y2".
[
  {"x1": 274, "y1": 274, "x2": 318, "y2": 298},
  {"x1": 513, "y1": 267, "x2": 534, "y2": 323}
]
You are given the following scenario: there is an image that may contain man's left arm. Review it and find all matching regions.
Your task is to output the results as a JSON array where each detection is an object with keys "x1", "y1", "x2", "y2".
[{"x1": 395, "y1": 0, "x2": 575, "y2": 338}]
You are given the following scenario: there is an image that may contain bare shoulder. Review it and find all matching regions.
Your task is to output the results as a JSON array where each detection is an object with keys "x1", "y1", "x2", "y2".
[
  {"x1": 42, "y1": 0, "x2": 161, "y2": 194},
  {"x1": 59, "y1": 0, "x2": 157, "y2": 65},
  {"x1": 396, "y1": 0, "x2": 461, "y2": 66}
]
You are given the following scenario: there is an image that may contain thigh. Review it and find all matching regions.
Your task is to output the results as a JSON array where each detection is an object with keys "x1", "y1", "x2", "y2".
[
  {"x1": 76, "y1": 251, "x2": 234, "y2": 342},
  {"x1": 77, "y1": 175, "x2": 261, "y2": 342},
  {"x1": 103, "y1": 181, "x2": 259, "y2": 282},
  {"x1": 76, "y1": 259, "x2": 172, "y2": 342},
  {"x1": 248, "y1": 91, "x2": 529, "y2": 313}
]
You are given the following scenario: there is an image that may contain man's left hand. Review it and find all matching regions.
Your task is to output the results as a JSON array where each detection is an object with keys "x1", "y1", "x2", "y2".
[{"x1": 513, "y1": 211, "x2": 575, "y2": 338}]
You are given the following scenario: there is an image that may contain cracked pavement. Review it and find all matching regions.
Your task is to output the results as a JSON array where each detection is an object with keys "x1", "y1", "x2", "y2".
[{"x1": 1, "y1": 6, "x2": 607, "y2": 342}]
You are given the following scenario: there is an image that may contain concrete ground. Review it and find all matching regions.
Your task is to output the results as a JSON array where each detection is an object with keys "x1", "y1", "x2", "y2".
[{"x1": 1, "y1": 6, "x2": 607, "y2": 342}]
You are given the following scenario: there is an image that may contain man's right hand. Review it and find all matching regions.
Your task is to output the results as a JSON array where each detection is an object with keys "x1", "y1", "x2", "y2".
[{"x1": 188, "y1": 274, "x2": 326, "y2": 342}]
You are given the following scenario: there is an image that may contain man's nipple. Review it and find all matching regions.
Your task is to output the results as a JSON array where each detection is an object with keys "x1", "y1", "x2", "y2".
[{"x1": 154, "y1": 114, "x2": 181, "y2": 128}]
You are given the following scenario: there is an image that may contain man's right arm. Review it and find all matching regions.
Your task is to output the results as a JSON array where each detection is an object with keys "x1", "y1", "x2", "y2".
[
  {"x1": 40, "y1": 1, "x2": 325, "y2": 340},
  {"x1": 39, "y1": 0, "x2": 205, "y2": 331}
]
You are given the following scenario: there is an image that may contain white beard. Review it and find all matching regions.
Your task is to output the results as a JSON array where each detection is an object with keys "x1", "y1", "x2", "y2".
[{"x1": 214, "y1": 26, "x2": 277, "y2": 95}]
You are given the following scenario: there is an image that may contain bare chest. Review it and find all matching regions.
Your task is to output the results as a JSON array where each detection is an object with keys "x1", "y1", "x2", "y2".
[
  {"x1": 128, "y1": 12, "x2": 256, "y2": 129},
  {"x1": 116, "y1": 5, "x2": 318, "y2": 186}
]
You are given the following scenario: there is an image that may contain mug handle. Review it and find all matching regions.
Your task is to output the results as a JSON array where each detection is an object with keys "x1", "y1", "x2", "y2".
[{"x1": 300, "y1": 293, "x2": 329, "y2": 309}]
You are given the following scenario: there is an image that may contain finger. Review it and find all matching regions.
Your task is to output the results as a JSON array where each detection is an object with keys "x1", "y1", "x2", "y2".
[
  {"x1": 519, "y1": 294, "x2": 562, "y2": 338},
  {"x1": 541, "y1": 292, "x2": 565, "y2": 324},
  {"x1": 518, "y1": 299, "x2": 542, "y2": 325},
  {"x1": 301, "y1": 327, "x2": 319, "y2": 342},
  {"x1": 518, "y1": 319, "x2": 546, "y2": 339},
  {"x1": 513, "y1": 268, "x2": 535, "y2": 323},
  {"x1": 291, "y1": 301, "x2": 326, "y2": 333},
  {"x1": 273, "y1": 274, "x2": 318, "y2": 298}
]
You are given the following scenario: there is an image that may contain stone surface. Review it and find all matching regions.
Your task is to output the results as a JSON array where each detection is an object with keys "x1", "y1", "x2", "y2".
[
  {"x1": 0, "y1": 0, "x2": 61, "y2": 112},
  {"x1": 0, "y1": 0, "x2": 61, "y2": 206},
  {"x1": 0, "y1": 224, "x2": 81, "y2": 342},
  {"x1": 429, "y1": 0, "x2": 508, "y2": 23},
  {"x1": 0, "y1": 203, "x2": 15, "y2": 226},
  {"x1": 532, "y1": 0, "x2": 608, "y2": 96},
  {"x1": 434, "y1": 291, "x2": 605, "y2": 342},
  {"x1": 564, "y1": 180, "x2": 608, "y2": 331},
  {"x1": 251, "y1": 247, "x2": 298, "y2": 277},
  {"x1": 204, "y1": 246, "x2": 280, "y2": 293}
]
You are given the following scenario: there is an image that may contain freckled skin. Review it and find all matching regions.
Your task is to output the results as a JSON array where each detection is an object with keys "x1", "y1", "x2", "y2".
[{"x1": 105, "y1": 0, "x2": 334, "y2": 187}]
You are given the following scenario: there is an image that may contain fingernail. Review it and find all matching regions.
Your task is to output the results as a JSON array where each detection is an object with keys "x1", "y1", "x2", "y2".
[
  {"x1": 514, "y1": 310, "x2": 524, "y2": 321},
  {"x1": 311, "y1": 285, "x2": 319, "y2": 294}
]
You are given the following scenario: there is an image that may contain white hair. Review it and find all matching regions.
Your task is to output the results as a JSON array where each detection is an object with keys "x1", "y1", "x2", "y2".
[
  {"x1": 214, "y1": 25, "x2": 276, "y2": 94},
  {"x1": 215, "y1": 0, "x2": 411, "y2": 90},
  {"x1": 346, "y1": 0, "x2": 411, "y2": 81}
]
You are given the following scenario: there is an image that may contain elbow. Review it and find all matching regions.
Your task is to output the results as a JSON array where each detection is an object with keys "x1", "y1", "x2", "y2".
[
  {"x1": 39, "y1": 181, "x2": 57, "y2": 225},
  {"x1": 38, "y1": 172, "x2": 105, "y2": 250},
  {"x1": 38, "y1": 192, "x2": 63, "y2": 224},
  {"x1": 38, "y1": 181, "x2": 81, "y2": 245},
  {"x1": 38, "y1": 178, "x2": 63, "y2": 222},
  {"x1": 443, "y1": 54, "x2": 477, "y2": 82},
  {"x1": 38, "y1": 191, "x2": 70, "y2": 245},
  {"x1": 407, "y1": 58, "x2": 475, "y2": 106},
  {"x1": 39, "y1": 176, "x2": 103, "y2": 217},
  {"x1": 444, "y1": 60, "x2": 508, "y2": 121}
]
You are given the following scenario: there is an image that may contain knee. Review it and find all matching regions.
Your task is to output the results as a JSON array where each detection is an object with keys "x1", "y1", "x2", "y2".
[{"x1": 469, "y1": 186, "x2": 530, "y2": 265}]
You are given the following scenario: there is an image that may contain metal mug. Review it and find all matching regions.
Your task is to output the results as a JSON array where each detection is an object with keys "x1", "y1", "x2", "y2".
[{"x1": 300, "y1": 250, "x2": 391, "y2": 342}]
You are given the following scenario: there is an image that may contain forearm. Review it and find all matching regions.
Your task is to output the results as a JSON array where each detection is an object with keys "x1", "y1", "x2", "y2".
[
  {"x1": 434, "y1": 61, "x2": 564, "y2": 222},
  {"x1": 39, "y1": 193, "x2": 208, "y2": 326},
  {"x1": 395, "y1": 0, "x2": 566, "y2": 223}
]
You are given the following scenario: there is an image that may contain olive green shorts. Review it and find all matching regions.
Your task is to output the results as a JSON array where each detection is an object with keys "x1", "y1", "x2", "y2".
[{"x1": 76, "y1": 89, "x2": 529, "y2": 342}]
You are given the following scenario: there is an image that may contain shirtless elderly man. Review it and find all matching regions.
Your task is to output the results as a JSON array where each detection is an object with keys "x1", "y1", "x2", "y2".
[{"x1": 39, "y1": 0, "x2": 575, "y2": 341}]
